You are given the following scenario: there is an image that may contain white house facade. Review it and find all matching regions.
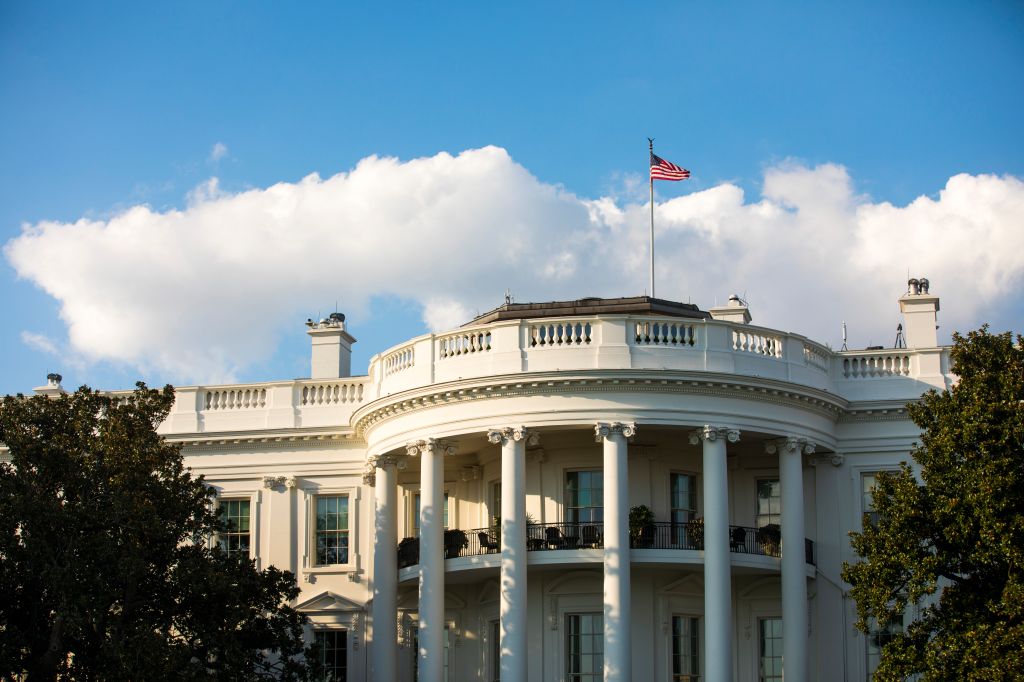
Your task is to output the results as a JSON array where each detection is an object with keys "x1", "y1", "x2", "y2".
[{"x1": 39, "y1": 280, "x2": 953, "y2": 682}]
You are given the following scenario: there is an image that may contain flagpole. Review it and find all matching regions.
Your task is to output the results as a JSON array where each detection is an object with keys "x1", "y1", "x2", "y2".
[{"x1": 648, "y1": 137, "x2": 655, "y2": 299}]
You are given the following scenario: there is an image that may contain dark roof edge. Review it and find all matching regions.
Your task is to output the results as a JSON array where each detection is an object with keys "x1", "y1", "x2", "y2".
[{"x1": 464, "y1": 296, "x2": 709, "y2": 327}]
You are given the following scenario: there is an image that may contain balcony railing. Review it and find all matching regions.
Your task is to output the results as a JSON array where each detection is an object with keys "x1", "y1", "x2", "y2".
[{"x1": 397, "y1": 522, "x2": 816, "y2": 568}]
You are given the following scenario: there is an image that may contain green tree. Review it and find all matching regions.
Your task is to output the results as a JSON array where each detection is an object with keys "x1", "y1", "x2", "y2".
[
  {"x1": 0, "y1": 384, "x2": 318, "y2": 681},
  {"x1": 842, "y1": 327, "x2": 1024, "y2": 681}
]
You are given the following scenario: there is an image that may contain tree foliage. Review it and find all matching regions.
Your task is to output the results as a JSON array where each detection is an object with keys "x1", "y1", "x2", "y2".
[
  {"x1": 842, "y1": 327, "x2": 1024, "y2": 681},
  {"x1": 0, "y1": 384, "x2": 317, "y2": 681}
]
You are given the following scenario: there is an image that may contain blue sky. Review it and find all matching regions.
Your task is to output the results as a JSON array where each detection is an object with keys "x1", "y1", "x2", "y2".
[{"x1": 2, "y1": 2, "x2": 1022, "y2": 395}]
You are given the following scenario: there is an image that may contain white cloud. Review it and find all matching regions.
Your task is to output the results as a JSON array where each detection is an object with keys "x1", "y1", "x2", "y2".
[
  {"x1": 209, "y1": 142, "x2": 228, "y2": 162},
  {"x1": 21, "y1": 331, "x2": 59, "y2": 356},
  {"x1": 5, "y1": 146, "x2": 1023, "y2": 384}
]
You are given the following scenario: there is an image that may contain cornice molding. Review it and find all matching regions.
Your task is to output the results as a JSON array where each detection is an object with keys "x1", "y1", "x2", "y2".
[
  {"x1": 351, "y1": 371, "x2": 849, "y2": 437},
  {"x1": 174, "y1": 429, "x2": 357, "y2": 452}
]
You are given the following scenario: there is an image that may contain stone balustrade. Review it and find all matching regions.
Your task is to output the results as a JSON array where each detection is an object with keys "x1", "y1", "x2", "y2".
[{"x1": 155, "y1": 315, "x2": 950, "y2": 437}]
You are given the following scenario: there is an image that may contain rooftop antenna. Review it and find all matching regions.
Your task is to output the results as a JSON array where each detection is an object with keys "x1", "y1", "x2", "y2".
[
  {"x1": 894, "y1": 323, "x2": 906, "y2": 349},
  {"x1": 504, "y1": 288, "x2": 512, "y2": 306},
  {"x1": 841, "y1": 321, "x2": 848, "y2": 351}
]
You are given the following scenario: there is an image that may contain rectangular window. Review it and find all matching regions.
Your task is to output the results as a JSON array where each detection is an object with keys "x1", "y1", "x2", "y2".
[
  {"x1": 490, "y1": 619, "x2": 500, "y2": 682},
  {"x1": 316, "y1": 495, "x2": 349, "y2": 565},
  {"x1": 565, "y1": 613, "x2": 603, "y2": 682},
  {"x1": 861, "y1": 473, "x2": 880, "y2": 527},
  {"x1": 671, "y1": 615, "x2": 700, "y2": 681},
  {"x1": 412, "y1": 625, "x2": 450, "y2": 682},
  {"x1": 866, "y1": 615, "x2": 903, "y2": 680},
  {"x1": 565, "y1": 471, "x2": 603, "y2": 525},
  {"x1": 413, "y1": 493, "x2": 449, "y2": 536},
  {"x1": 492, "y1": 481, "x2": 502, "y2": 528},
  {"x1": 314, "y1": 629, "x2": 347, "y2": 682},
  {"x1": 759, "y1": 617, "x2": 783, "y2": 682},
  {"x1": 218, "y1": 499, "x2": 251, "y2": 558},
  {"x1": 671, "y1": 473, "x2": 698, "y2": 544},
  {"x1": 756, "y1": 480, "x2": 781, "y2": 528}
]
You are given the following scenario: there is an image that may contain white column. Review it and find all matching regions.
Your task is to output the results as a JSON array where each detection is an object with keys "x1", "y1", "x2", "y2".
[
  {"x1": 408, "y1": 438, "x2": 454, "y2": 682},
  {"x1": 368, "y1": 454, "x2": 404, "y2": 682},
  {"x1": 768, "y1": 437, "x2": 815, "y2": 682},
  {"x1": 689, "y1": 426, "x2": 739, "y2": 682},
  {"x1": 595, "y1": 422, "x2": 635, "y2": 682},
  {"x1": 487, "y1": 426, "x2": 539, "y2": 682}
]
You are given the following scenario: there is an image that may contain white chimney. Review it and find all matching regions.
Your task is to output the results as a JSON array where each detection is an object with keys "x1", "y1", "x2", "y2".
[
  {"x1": 898, "y1": 278, "x2": 940, "y2": 348},
  {"x1": 306, "y1": 313, "x2": 357, "y2": 379},
  {"x1": 33, "y1": 373, "x2": 66, "y2": 397},
  {"x1": 709, "y1": 294, "x2": 752, "y2": 324}
]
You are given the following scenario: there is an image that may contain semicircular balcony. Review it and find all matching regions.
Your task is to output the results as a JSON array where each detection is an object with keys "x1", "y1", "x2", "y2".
[{"x1": 395, "y1": 520, "x2": 814, "y2": 584}]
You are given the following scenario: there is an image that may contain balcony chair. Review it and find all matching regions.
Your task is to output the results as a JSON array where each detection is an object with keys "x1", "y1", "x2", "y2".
[
  {"x1": 478, "y1": 531, "x2": 500, "y2": 553},
  {"x1": 730, "y1": 526, "x2": 748, "y2": 553},
  {"x1": 545, "y1": 526, "x2": 568, "y2": 549},
  {"x1": 580, "y1": 524, "x2": 601, "y2": 548}
]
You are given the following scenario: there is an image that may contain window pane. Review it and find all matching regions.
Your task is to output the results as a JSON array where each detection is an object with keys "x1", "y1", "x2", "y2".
[
  {"x1": 671, "y1": 615, "x2": 700, "y2": 680},
  {"x1": 759, "y1": 618, "x2": 783, "y2": 682},
  {"x1": 566, "y1": 613, "x2": 603, "y2": 681},
  {"x1": 757, "y1": 480, "x2": 781, "y2": 528},
  {"x1": 219, "y1": 499, "x2": 251, "y2": 559},
  {"x1": 316, "y1": 495, "x2": 349, "y2": 565},
  {"x1": 866, "y1": 615, "x2": 903, "y2": 680},
  {"x1": 314, "y1": 629, "x2": 348, "y2": 682}
]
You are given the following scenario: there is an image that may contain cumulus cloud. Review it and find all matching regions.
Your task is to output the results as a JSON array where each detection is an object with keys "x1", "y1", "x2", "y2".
[
  {"x1": 5, "y1": 146, "x2": 1023, "y2": 384},
  {"x1": 209, "y1": 142, "x2": 228, "y2": 162}
]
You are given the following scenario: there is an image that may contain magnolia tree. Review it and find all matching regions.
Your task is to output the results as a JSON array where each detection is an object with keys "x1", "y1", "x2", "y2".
[
  {"x1": 0, "y1": 384, "x2": 319, "y2": 681},
  {"x1": 843, "y1": 328, "x2": 1024, "y2": 681}
]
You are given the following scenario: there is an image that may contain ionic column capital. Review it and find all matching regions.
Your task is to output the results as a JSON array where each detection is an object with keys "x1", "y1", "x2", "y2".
[
  {"x1": 486, "y1": 426, "x2": 540, "y2": 446},
  {"x1": 363, "y1": 452, "x2": 409, "y2": 485},
  {"x1": 405, "y1": 437, "x2": 457, "y2": 458},
  {"x1": 688, "y1": 425, "x2": 740, "y2": 445},
  {"x1": 811, "y1": 452, "x2": 845, "y2": 467},
  {"x1": 594, "y1": 421, "x2": 636, "y2": 442},
  {"x1": 765, "y1": 436, "x2": 816, "y2": 455}
]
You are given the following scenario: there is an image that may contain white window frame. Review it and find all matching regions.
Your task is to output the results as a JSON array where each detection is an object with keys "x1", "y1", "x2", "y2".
[
  {"x1": 404, "y1": 486, "x2": 453, "y2": 538},
  {"x1": 669, "y1": 613, "x2": 702, "y2": 682},
  {"x1": 212, "y1": 486, "x2": 261, "y2": 568},
  {"x1": 312, "y1": 626, "x2": 350, "y2": 682},
  {"x1": 302, "y1": 485, "x2": 360, "y2": 579},
  {"x1": 850, "y1": 465, "x2": 901, "y2": 532}
]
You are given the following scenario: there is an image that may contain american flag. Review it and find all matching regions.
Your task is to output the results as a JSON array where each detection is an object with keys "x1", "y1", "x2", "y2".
[{"x1": 650, "y1": 153, "x2": 690, "y2": 181}]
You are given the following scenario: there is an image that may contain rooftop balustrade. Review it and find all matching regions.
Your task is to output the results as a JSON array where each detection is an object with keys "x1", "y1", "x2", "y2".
[{"x1": 155, "y1": 314, "x2": 950, "y2": 437}]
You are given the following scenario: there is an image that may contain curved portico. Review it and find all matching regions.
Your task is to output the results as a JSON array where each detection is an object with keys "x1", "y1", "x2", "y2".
[{"x1": 366, "y1": 414, "x2": 824, "y2": 682}]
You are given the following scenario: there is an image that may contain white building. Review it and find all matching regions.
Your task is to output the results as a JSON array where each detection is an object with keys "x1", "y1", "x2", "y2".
[{"x1": 43, "y1": 280, "x2": 952, "y2": 682}]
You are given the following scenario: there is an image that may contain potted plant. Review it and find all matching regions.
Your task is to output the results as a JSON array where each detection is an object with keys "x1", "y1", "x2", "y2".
[
  {"x1": 629, "y1": 505, "x2": 656, "y2": 548},
  {"x1": 685, "y1": 517, "x2": 704, "y2": 549},
  {"x1": 756, "y1": 523, "x2": 781, "y2": 556},
  {"x1": 443, "y1": 528, "x2": 469, "y2": 559},
  {"x1": 397, "y1": 536, "x2": 420, "y2": 568}
]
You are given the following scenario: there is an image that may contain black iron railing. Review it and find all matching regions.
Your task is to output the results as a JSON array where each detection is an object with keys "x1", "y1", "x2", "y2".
[{"x1": 397, "y1": 521, "x2": 816, "y2": 566}]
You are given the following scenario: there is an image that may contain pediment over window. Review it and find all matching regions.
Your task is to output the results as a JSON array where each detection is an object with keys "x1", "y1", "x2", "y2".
[
  {"x1": 663, "y1": 575, "x2": 704, "y2": 596},
  {"x1": 295, "y1": 591, "x2": 365, "y2": 613}
]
